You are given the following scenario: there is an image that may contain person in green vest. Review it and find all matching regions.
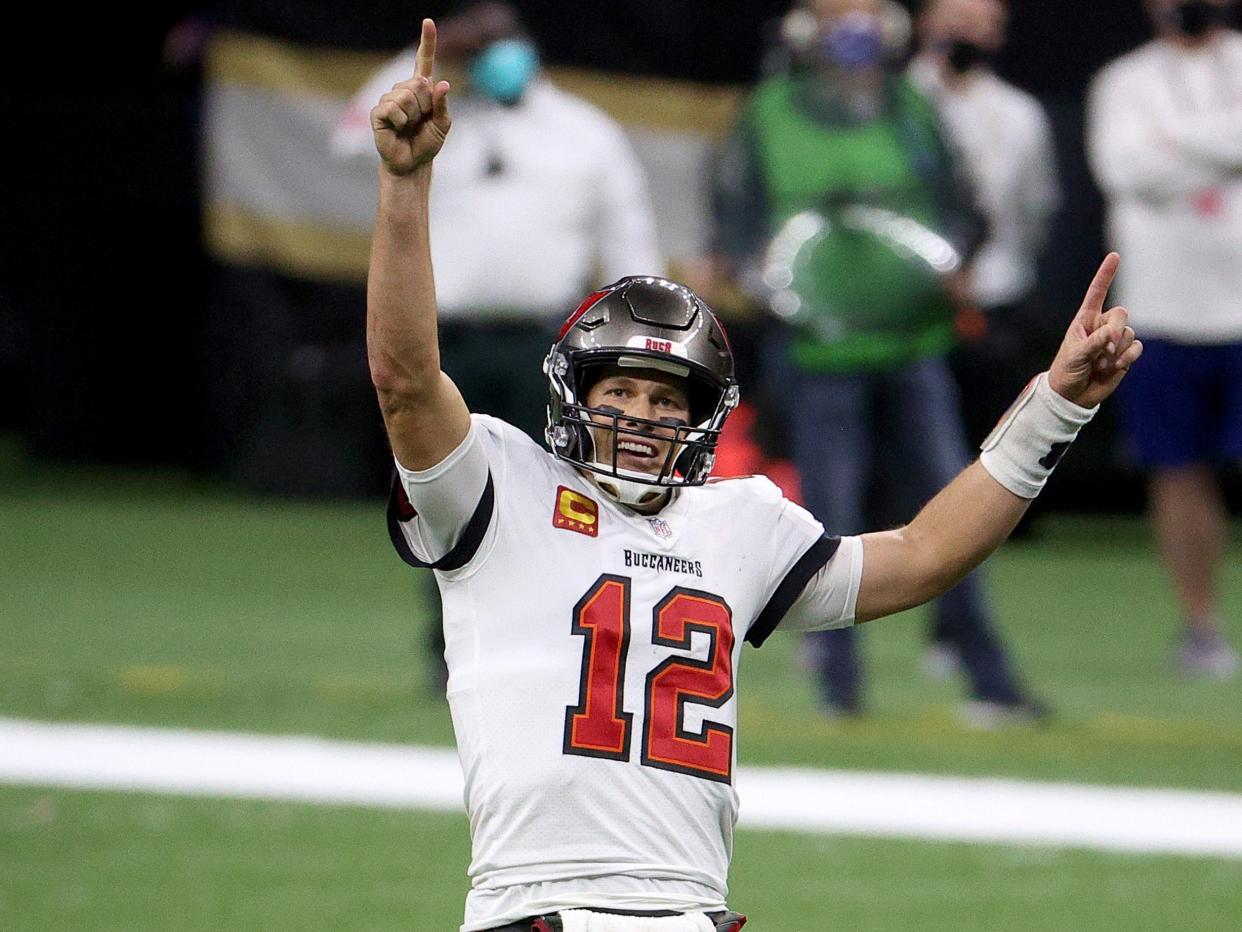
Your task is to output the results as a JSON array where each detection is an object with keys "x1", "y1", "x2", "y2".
[{"x1": 712, "y1": 0, "x2": 1048, "y2": 724}]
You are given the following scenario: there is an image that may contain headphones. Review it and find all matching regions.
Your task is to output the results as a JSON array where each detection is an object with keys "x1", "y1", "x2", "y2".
[{"x1": 781, "y1": 0, "x2": 913, "y2": 69}]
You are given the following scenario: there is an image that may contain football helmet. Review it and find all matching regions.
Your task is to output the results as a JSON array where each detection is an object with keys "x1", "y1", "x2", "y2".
[{"x1": 544, "y1": 276, "x2": 739, "y2": 507}]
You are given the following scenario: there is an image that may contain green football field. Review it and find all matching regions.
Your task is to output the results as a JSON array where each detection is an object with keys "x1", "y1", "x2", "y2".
[
  {"x1": 4, "y1": 788, "x2": 1239, "y2": 931},
  {"x1": 3, "y1": 445, "x2": 1242, "y2": 929}
]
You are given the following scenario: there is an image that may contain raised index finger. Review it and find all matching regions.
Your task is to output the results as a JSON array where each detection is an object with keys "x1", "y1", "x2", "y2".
[
  {"x1": 415, "y1": 18, "x2": 437, "y2": 79},
  {"x1": 1076, "y1": 252, "x2": 1120, "y2": 327}
]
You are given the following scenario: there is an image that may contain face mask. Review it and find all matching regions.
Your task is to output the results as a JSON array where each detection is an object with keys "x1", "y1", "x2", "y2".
[
  {"x1": 820, "y1": 12, "x2": 886, "y2": 71},
  {"x1": 470, "y1": 39, "x2": 539, "y2": 104},
  {"x1": 1172, "y1": 0, "x2": 1231, "y2": 38},
  {"x1": 945, "y1": 40, "x2": 992, "y2": 74}
]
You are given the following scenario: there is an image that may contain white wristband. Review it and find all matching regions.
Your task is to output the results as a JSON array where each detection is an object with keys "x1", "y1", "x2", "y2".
[{"x1": 979, "y1": 372, "x2": 1098, "y2": 500}]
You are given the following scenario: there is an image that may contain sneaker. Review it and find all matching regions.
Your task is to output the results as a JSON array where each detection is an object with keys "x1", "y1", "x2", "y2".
[
  {"x1": 820, "y1": 695, "x2": 864, "y2": 721},
  {"x1": 920, "y1": 643, "x2": 961, "y2": 682},
  {"x1": 1172, "y1": 628, "x2": 1239, "y2": 680},
  {"x1": 960, "y1": 696, "x2": 1053, "y2": 730}
]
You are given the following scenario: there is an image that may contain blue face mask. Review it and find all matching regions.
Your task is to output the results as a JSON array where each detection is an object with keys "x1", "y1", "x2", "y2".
[
  {"x1": 470, "y1": 39, "x2": 539, "y2": 104},
  {"x1": 820, "y1": 13, "x2": 885, "y2": 71}
]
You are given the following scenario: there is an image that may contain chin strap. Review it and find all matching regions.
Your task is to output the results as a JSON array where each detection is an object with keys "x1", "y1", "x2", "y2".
[{"x1": 587, "y1": 463, "x2": 671, "y2": 510}]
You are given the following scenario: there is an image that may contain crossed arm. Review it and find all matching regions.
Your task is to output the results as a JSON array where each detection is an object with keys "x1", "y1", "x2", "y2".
[{"x1": 1088, "y1": 65, "x2": 1242, "y2": 202}]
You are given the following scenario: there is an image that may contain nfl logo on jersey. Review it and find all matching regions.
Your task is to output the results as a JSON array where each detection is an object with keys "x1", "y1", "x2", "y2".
[{"x1": 647, "y1": 517, "x2": 672, "y2": 539}]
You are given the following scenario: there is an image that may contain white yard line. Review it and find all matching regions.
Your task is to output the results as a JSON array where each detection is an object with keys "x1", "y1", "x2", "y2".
[{"x1": 2, "y1": 717, "x2": 1240, "y2": 859}]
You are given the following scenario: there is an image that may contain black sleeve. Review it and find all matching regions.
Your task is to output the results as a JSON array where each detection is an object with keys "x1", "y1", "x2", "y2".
[
  {"x1": 936, "y1": 134, "x2": 989, "y2": 263},
  {"x1": 746, "y1": 535, "x2": 842, "y2": 648},
  {"x1": 922, "y1": 104, "x2": 989, "y2": 262},
  {"x1": 709, "y1": 109, "x2": 773, "y2": 268},
  {"x1": 386, "y1": 471, "x2": 495, "y2": 571},
  {"x1": 896, "y1": 79, "x2": 989, "y2": 262}
]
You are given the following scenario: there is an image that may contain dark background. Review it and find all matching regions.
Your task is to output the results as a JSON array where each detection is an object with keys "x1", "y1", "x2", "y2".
[{"x1": 0, "y1": 1, "x2": 1176, "y2": 508}]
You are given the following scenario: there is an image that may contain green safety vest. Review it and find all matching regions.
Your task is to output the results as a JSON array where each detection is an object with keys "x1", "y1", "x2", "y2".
[{"x1": 748, "y1": 73, "x2": 958, "y2": 373}]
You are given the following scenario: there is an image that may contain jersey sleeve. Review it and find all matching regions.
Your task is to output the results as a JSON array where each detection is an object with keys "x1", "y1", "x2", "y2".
[
  {"x1": 741, "y1": 480, "x2": 859, "y2": 647},
  {"x1": 386, "y1": 415, "x2": 530, "y2": 572},
  {"x1": 772, "y1": 535, "x2": 863, "y2": 636}
]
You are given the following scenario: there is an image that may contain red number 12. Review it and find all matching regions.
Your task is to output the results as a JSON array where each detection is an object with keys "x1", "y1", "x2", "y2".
[{"x1": 563, "y1": 575, "x2": 735, "y2": 784}]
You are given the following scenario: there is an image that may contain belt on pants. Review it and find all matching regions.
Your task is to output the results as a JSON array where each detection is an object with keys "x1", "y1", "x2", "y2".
[{"x1": 486, "y1": 909, "x2": 747, "y2": 932}]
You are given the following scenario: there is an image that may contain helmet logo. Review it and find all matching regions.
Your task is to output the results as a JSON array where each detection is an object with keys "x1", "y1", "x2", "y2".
[
  {"x1": 553, "y1": 486, "x2": 600, "y2": 537},
  {"x1": 545, "y1": 276, "x2": 739, "y2": 495},
  {"x1": 624, "y1": 334, "x2": 688, "y2": 358}
]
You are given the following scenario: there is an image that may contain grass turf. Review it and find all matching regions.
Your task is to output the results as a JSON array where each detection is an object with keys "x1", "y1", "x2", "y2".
[{"x1": 2, "y1": 786, "x2": 1239, "y2": 931}]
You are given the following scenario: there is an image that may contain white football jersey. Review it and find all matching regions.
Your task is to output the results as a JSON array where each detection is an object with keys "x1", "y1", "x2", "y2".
[{"x1": 388, "y1": 416, "x2": 862, "y2": 931}]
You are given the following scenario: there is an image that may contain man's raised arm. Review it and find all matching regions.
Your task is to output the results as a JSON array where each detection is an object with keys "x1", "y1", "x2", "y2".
[
  {"x1": 855, "y1": 254, "x2": 1143, "y2": 622},
  {"x1": 367, "y1": 18, "x2": 471, "y2": 470}
]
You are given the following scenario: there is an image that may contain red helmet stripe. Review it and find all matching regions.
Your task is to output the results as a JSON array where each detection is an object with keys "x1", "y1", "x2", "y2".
[
  {"x1": 557, "y1": 289, "x2": 611, "y2": 341},
  {"x1": 711, "y1": 308, "x2": 735, "y2": 356}
]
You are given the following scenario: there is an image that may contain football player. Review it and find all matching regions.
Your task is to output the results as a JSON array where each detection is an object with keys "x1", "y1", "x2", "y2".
[{"x1": 367, "y1": 20, "x2": 1142, "y2": 932}]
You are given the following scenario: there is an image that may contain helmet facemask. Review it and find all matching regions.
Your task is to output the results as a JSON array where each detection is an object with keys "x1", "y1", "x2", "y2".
[
  {"x1": 544, "y1": 277, "x2": 739, "y2": 508},
  {"x1": 559, "y1": 375, "x2": 735, "y2": 505}
]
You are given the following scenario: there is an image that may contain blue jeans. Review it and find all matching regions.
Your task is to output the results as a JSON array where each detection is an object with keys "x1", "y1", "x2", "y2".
[{"x1": 785, "y1": 354, "x2": 1024, "y2": 709}]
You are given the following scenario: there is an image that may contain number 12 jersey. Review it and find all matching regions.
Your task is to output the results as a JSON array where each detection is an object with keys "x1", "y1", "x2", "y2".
[{"x1": 388, "y1": 415, "x2": 862, "y2": 931}]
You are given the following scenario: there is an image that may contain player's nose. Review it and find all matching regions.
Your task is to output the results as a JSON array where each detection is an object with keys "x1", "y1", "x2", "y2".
[
  {"x1": 631, "y1": 397, "x2": 665, "y2": 428},
  {"x1": 617, "y1": 397, "x2": 652, "y2": 424}
]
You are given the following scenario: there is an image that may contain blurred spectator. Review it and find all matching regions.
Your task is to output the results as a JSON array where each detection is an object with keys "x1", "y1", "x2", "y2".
[
  {"x1": 910, "y1": 0, "x2": 1061, "y2": 675},
  {"x1": 911, "y1": 0, "x2": 1060, "y2": 444},
  {"x1": 712, "y1": 0, "x2": 1046, "y2": 723},
  {"x1": 334, "y1": 0, "x2": 663, "y2": 443},
  {"x1": 1087, "y1": 0, "x2": 1241, "y2": 679},
  {"x1": 335, "y1": 0, "x2": 663, "y2": 689}
]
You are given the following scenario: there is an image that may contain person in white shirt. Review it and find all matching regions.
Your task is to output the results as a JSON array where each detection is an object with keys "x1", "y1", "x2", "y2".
[
  {"x1": 1087, "y1": 0, "x2": 1242, "y2": 679},
  {"x1": 911, "y1": 0, "x2": 1061, "y2": 448},
  {"x1": 367, "y1": 19, "x2": 1140, "y2": 931},
  {"x1": 336, "y1": 1, "x2": 663, "y2": 443},
  {"x1": 910, "y1": 0, "x2": 1062, "y2": 679},
  {"x1": 912, "y1": 0, "x2": 1060, "y2": 323}
]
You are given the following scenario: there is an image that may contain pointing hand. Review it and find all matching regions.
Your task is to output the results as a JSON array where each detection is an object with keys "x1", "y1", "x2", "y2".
[{"x1": 371, "y1": 18, "x2": 452, "y2": 176}]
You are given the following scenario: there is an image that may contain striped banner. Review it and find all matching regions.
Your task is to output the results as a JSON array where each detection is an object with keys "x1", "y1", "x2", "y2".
[{"x1": 203, "y1": 29, "x2": 745, "y2": 285}]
